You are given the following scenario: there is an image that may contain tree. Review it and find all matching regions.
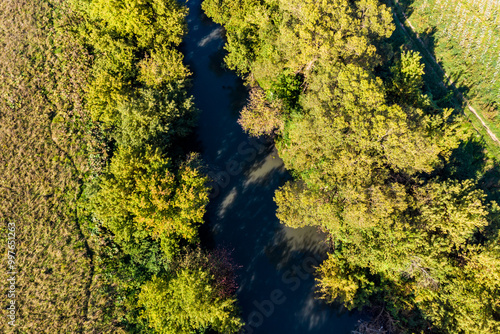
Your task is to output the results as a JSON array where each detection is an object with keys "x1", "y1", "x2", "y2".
[
  {"x1": 317, "y1": 254, "x2": 379, "y2": 311},
  {"x1": 138, "y1": 46, "x2": 190, "y2": 88},
  {"x1": 85, "y1": 0, "x2": 187, "y2": 49},
  {"x1": 76, "y1": 0, "x2": 191, "y2": 127},
  {"x1": 203, "y1": 0, "x2": 394, "y2": 82},
  {"x1": 238, "y1": 85, "x2": 284, "y2": 136},
  {"x1": 312, "y1": 179, "x2": 496, "y2": 332},
  {"x1": 389, "y1": 50, "x2": 426, "y2": 105},
  {"x1": 91, "y1": 146, "x2": 209, "y2": 257},
  {"x1": 117, "y1": 86, "x2": 197, "y2": 149},
  {"x1": 138, "y1": 254, "x2": 243, "y2": 334}
]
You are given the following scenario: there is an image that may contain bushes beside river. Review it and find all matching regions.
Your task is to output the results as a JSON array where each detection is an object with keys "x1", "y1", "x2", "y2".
[{"x1": 72, "y1": 0, "x2": 243, "y2": 332}]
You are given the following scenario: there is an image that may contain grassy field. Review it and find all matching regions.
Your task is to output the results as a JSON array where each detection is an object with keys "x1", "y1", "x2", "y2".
[
  {"x1": 393, "y1": 0, "x2": 500, "y2": 147},
  {"x1": 0, "y1": 0, "x2": 103, "y2": 331},
  {"x1": 386, "y1": 0, "x2": 500, "y2": 161}
]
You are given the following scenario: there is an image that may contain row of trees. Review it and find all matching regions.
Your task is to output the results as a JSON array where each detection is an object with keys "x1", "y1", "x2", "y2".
[
  {"x1": 204, "y1": 0, "x2": 500, "y2": 332},
  {"x1": 401, "y1": 0, "x2": 500, "y2": 122},
  {"x1": 71, "y1": 0, "x2": 243, "y2": 332}
]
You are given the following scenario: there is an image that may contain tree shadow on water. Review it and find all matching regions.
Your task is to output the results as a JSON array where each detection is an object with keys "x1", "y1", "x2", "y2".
[
  {"x1": 228, "y1": 77, "x2": 249, "y2": 116},
  {"x1": 208, "y1": 47, "x2": 228, "y2": 77}
]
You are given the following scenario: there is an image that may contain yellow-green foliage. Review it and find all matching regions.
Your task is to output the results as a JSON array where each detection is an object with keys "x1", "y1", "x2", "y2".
[
  {"x1": 87, "y1": 0, "x2": 187, "y2": 48},
  {"x1": 204, "y1": 0, "x2": 394, "y2": 82},
  {"x1": 71, "y1": 0, "x2": 243, "y2": 332},
  {"x1": 93, "y1": 147, "x2": 209, "y2": 257},
  {"x1": 138, "y1": 45, "x2": 190, "y2": 87},
  {"x1": 205, "y1": 0, "x2": 500, "y2": 332},
  {"x1": 389, "y1": 50, "x2": 426, "y2": 104},
  {"x1": 238, "y1": 86, "x2": 285, "y2": 136},
  {"x1": 76, "y1": 0, "x2": 192, "y2": 127},
  {"x1": 76, "y1": 0, "x2": 206, "y2": 261},
  {"x1": 116, "y1": 86, "x2": 197, "y2": 149},
  {"x1": 139, "y1": 269, "x2": 242, "y2": 334}
]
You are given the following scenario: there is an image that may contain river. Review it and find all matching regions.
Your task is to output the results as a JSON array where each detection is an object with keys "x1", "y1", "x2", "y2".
[{"x1": 183, "y1": 0, "x2": 360, "y2": 332}]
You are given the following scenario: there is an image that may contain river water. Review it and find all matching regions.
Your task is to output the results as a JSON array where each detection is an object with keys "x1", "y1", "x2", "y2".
[{"x1": 183, "y1": 0, "x2": 360, "y2": 332}]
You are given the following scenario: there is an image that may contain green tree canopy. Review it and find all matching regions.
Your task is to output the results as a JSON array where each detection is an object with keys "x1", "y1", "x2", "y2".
[
  {"x1": 91, "y1": 146, "x2": 209, "y2": 257},
  {"x1": 138, "y1": 254, "x2": 243, "y2": 334}
]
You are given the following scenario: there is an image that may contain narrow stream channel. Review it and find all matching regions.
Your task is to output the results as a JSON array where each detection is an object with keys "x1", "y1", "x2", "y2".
[{"x1": 184, "y1": 1, "x2": 361, "y2": 332}]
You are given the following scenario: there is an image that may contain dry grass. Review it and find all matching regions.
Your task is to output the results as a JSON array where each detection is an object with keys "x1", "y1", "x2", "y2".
[{"x1": 0, "y1": 0, "x2": 103, "y2": 331}]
